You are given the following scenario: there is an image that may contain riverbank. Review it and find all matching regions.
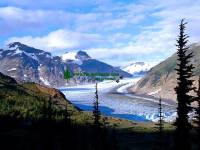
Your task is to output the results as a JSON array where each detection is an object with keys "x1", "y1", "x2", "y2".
[{"x1": 126, "y1": 88, "x2": 177, "y2": 106}]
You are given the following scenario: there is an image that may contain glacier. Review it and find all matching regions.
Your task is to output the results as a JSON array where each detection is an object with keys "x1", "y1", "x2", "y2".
[{"x1": 59, "y1": 78, "x2": 177, "y2": 122}]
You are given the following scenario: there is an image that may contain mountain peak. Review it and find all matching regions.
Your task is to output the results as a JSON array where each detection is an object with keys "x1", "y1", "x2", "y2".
[
  {"x1": 76, "y1": 50, "x2": 91, "y2": 61},
  {"x1": 6, "y1": 42, "x2": 44, "y2": 54},
  {"x1": 61, "y1": 50, "x2": 91, "y2": 62},
  {"x1": 7, "y1": 42, "x2": 24, "y2": 50},
  {"x1": 8, "y1": 42, "x2": 23, "y2": 47},
  {"x1": 62, "y1": 52, "x2": 77, "y2": 61},
  {"x1": 122, "y1": 62, "x2": 157, "y2": 75}
]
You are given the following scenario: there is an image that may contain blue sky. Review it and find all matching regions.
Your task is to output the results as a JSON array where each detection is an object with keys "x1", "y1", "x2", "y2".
[{"x1": 0, "y1": 0, "x2": 200, "y2": 66}]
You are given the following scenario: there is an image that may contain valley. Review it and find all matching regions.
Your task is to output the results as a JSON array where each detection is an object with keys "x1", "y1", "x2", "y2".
[
  {"x1": 0, "y1": 1, "x2": 200, "y2": 149},
  {"x1": 60, "y1": 78, "x2": 177, "y2": 122}
]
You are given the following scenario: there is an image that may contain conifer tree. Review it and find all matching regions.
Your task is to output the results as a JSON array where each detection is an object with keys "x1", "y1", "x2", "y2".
[
  {"x1": 174, "y1": 19, "x2": 195, "y2": 150},
  {"x1": 64, "y1": 67, "x2": 71, "y2": 82},
  {"x1": 155, "y1": 98, "x2": 164, "y2": 150},
  {"x1": 93, "y1": 82, "x2": 101, "y2": 127},
  {"x1": 158, "y1": 98, "x2": 164, "y2": 132},
  {"x1": 195, "y1": 76, "x2": 200, "y2": 149},
  {"x1": 92, "y1": 82, "x2": 102, "y2": 150}
]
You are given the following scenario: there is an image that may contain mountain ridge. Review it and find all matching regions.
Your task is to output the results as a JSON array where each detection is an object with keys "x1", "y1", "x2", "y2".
[
  {"x1": 131, "y1": 42, "x2": 200, "y2": 101},
  {"x1": 0, "y1": 42, "x2": 131, "y2": 87},
  {"x1": 122, "y1": 62, "x2": 157, "y2": 76}
]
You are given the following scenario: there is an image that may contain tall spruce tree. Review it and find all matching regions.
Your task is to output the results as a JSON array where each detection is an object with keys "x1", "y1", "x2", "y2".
[
  {"x1": 157, "y1": 98, "x2": 164, "y2": 132},
  {"x1": 174, "y1": 19, "x2": 195, "y2": 150},
  {"x1": 92, "y1": 82, "x2": 102, "y2": 150},
  {"x1": 93, "y1": 82, "x2": 101, "y2": 127},
  {"x1": 155, "y1": 98, "x2": 164, "y2": 150},
  {"x1": 195, "y1": 76, "x2": 200, "y2": 149}
]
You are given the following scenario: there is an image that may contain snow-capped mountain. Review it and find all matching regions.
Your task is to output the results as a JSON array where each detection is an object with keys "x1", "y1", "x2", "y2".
[
  {"x1": 61, "y1": 51, "x2": 91, "y2": 65},
  {"x1": 61, "y1": 50, "x2": 131, "y2": 78},
  {"x1": 0, "y1": 42, "x2": 67, "y2": 86},
  {"x1": 122, "y1": 62, "x2": 157, "y2": 75},
  {"x1": 0, "y1": 42, "x2": 131, "y2": 86}
]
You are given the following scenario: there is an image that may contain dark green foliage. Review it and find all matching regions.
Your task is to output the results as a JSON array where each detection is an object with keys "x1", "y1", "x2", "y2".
[
  {"x1": 0, "y1": 72, "x2": 117, "y2": 150},
  {"x1": 157, "y1": 98, "x2": 164, "y2": 133},
  {"x1": 93, "y1": 83, "x2": 101, "y2": 127},
  {"x1": 64, "y1": 68, "x2": 72, "y2": 81},
  {"x1": 0, "y1": 71, "x2": 72, "y2": 120},
  {"x1": 194, "y1": 76, "x2": 200, "y2": 149},
  {"x1": 194, "y1": 76, "x2": 200, "y2": 127},
  {"x1": 0, "y1": 116, "x2": 116, "y2": 150},
  {"x1": 110, "y1": 128, "x2": 118, "y2": 150},
  {"x1": 154, "y1": 98, "x2": 164, "y2": 150},
  {"x1": 174, "y1": 19, "x2": 195, "y2": 150},
  {"x1": 0, "y1": 72, "x2": 17, "y2": 85},
  {"x1": 63, "y1": 100, "x2": 71, "y2": 124}
]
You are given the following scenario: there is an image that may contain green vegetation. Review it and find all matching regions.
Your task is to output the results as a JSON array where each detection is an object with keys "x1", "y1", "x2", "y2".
[
  {"x1": 138, "y1": 35, "x2": 200, "y2": 89},
  {"x1": 0, "y1": 72, "x2": 177, "y2": 150},
  {"x1": 64, "y1": 68, "x2": 72, "y2": 81},
  {"x1": 174, "y1": 19, "x2": 195, "y2": 150},
  {"x1": 74, "y1": 72, "x2": 119, "y2": 77},
  {"x1": 194, "y1": 76, "x2": 200, "y2": 149},
  {"x1": 93, "y1": 83, "x2": 101, "y2": 126},
  {"x1": 64, "y1": 70, "x2": 120, "y2": 82},
  {"x1": 0, "y1": 72, "x2": 93, "y2": 124},
  {"x1": 150, "y1": 56, "x2": 176, "y2": 77}
]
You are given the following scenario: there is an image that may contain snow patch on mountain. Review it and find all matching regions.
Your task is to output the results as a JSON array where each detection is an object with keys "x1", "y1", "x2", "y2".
[
  {"x1": 24, "y1": 52, "x2": 38, "y2": 61},
  {"x1": 3, "y1": 43, "x2": 39, "y2": 61},
  {"x1": 61, "y1": 52, "x2": 83, "y2": 65},
  {"x1": 39, "y1": 76, "x2": 50, "y2": 86},
  {"x1": 62, "y1": 52, "x2": 77, "y2": 61},
  {"x1": 148, "y1": 89, "x2": 161, "y2": 96},
  {"x1": 8, "y1": 45, "x2": 18, "y2": 50},
  {"x1": 13, "y1": 48, "x2": 23, "y2": 55},
  {"x1": 122, "y1": 62, "x2": 158, "y2": 75},
  {"x1": 7, "y1": 68, "x2": 17, "y2": 71},
  {"x1": 0, "y1": 42, "x2": 132, "y2": 86}
]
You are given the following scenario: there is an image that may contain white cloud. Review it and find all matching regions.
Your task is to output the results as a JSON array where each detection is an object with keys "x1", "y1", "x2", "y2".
[
  {"x1": 0, "y1": 7, "x2": 75, "y2": 34},
  {"x1": 1, "y1": 0, "x2": 200, "y2": 67},
  {"x1": 6, "y1": 29, "x2": 104, "y2": 51},
  {"x1": 6, "y1": 29, "x2": 134, "y2": 53},
  {"x1": 84, "y1": 0, "x2": 200, "y2": 66},
  {"x1": 85, "y1": 28, "x2": 174, "y2": 63},
  {"x1": 0, "y1": 5, "x2": 146, "y2": 35}
]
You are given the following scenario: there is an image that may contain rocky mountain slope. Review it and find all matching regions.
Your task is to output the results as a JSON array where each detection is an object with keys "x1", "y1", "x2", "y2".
[
  {"x1": 0, "y1": 42, "x2": 131, "y2": 87},
  {"x1": 0, "y1": 72, "x2": 79, "y2": 118},
  {"x1": 131, "y1": 42, "x2": 200, "y2": 101}
]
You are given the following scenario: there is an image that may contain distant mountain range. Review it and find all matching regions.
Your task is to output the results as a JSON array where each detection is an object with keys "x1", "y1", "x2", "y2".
[
  {"x1": 131, "y1": 42, "x2": 200, "y2": 101},
  {"x1": 122, "y1": 62, "x2": 157, "y2": 76},
  {"x1": 0, "y1": 42, "x2": 131, "y2": 87}
]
